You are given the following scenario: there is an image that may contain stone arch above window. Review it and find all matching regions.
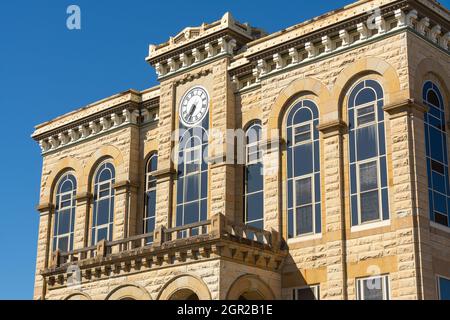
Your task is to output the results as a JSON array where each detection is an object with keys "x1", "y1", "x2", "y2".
[
  {"x1": 157, "y1": 274, "x2": 211, "y2": 300},
  {"x1": 226, "y1": 274, "x2": 275, "y2": 300},
  {"x1": 106, "y1": 284, "x2": 152, "y2": 300}
]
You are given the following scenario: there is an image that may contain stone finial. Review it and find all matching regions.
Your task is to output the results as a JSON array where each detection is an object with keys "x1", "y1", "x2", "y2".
[
  {"x1": 430, "y1": 24, "x2": 441, "y2": 43},
  {"x1": 305, "y1": 42, "x2": 316, "y2": 58},
  {"x1": 357, "y1": 23, "x2": 369, "y2": 40},
  {"x1": 339, "y1": 29, "x2": 350, "y2": 47},
  {"x1": 417, "y1": 17, "x2": 430, "y2": 36},
  {"x1": 148, "y1": 44, "x2": 156, "y2": 56},
  {"x1": 288, "y1": 47, "x2": 299, "y2": 64},
  {"x1": 395, "y1": 9, "x2": 406, "y2": 27},
  {"x1": 221, "y1": 12, "x2": 235, "y2": 25},
  {"x1": 322, "y1": 35, "x2": 332, "y2": 52}
]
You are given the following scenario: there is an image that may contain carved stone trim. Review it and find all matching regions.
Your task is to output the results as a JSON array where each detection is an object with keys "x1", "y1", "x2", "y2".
[
  {"x1": 317, "y1": 120, "x2": 347, "y2": 137},
  {"x1": 75, "y1": 192, "x2": 93, "y2": 203},
  {"x1": 114, "y1": 180, "x2": 139, "y2": 193},
  {"x1": 153, "y1": 168, "x2": 177, "y2": 179},
  {"x1": 36, "y1": 203, "x2": 54, "y2": 215},
  {"x1": 383, "y1": 99, "x2": 428, "y2": 119}
]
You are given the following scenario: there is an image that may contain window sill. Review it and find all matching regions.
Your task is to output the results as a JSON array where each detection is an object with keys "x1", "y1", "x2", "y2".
[
  {"x1": 287, "y1": 233, "x2": 322, "y2": 244},
  {"x1": 430, "y1": 221, "x2": 450, "y2": 233},
  {"x1": 350, "y1": 220, "x2": 390, "y2": 233}
]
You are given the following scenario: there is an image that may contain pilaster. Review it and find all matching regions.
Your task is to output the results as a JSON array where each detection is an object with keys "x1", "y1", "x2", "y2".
[{"x1": 317, "y1": 120, "x2": 348, "y2": 300}]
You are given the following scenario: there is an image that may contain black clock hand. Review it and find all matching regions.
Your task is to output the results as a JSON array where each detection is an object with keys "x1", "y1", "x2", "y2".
[{"x1": 188, "y1": 104, "x2": 197, "y2": 120}]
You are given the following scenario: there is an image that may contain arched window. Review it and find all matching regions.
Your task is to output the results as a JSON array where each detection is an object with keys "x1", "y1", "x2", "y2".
[
  {"x1": 244, "y1": 121, "x2": 264, "y2": 229},
  {"x1": 286, "y1": 100, "x2": 321, "y2": 238},
  {"x1": 348, "y1": 80, "x2": 389, "y2": 226},
  {"x1": 91, "y1": 162, "x2": 115, "y2": 244},
  {"x1": 423, "y1": 81, "x2": 449, "y2": 227},
  {"x1": 53, "y1": 173, "x2": 77, "y2": 252},
  {"x1": 144, "y1": 154, "x2": 158, "y2": 242}
]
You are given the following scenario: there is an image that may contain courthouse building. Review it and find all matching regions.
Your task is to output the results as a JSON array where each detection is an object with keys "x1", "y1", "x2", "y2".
[{"x1": 32, "y1": 0, "x2": 450, "y2": 300}]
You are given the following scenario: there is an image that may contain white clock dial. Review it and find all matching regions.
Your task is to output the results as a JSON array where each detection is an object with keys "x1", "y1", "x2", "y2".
[{"x1": 179, "y1": 86, "x2": 209, "y2": 127}]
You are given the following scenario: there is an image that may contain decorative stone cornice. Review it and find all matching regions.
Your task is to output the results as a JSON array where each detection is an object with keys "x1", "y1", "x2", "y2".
[
  {"x1": 36, "y1": 203, "x2": 54, "y2": 215},
  {"x1": 146, "y1": 12, "x2": 265, "y2": 66},
  {"x1": 153, "y1": 168, "x2": 177, "y2": 180},
  {"x1": 114, "y1": 180, "x2": 139, "y2": 194},
  {"x1": 75, "y1": 192, "x2": 93, "y2": 203},
  {"x1": 317, "y1": 120, "x2": 347, "y2": 138},
  {"x1": 383, "y1": 98, "x2": 428, "y2": 119},
  {"x1": 230, "y1": 3, "x2": 449, "y2": 92}
]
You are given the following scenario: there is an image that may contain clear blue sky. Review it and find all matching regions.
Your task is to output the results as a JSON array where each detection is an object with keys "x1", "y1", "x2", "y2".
[{"x1": 0, "y1": 0, "x2": 448, "y2": 300}]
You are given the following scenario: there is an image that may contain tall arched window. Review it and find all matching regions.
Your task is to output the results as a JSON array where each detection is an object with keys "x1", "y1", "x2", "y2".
[
  {"x1": 144, "y1": 154, "x2": 158, "y2": 242},
  {"x1": 53, "y1": 173, "x2": 77, "y2": 252},
  {"x1": 91, "y1": 162, "x2": 115, "y2": 244},
  {"x1": 348, "y1": 80, "x2": 389, "y2": 226},
  {"x1": 176, "y1": 128, "x2": 209, "y2": 237},
  {"x1": 423, "y1": 81, "x2": 450, "y2": 227},
  {"x1": 244, "y1": 121, "x2": 264, "y2": 229},
  {"x1": 286, "y1": 99, "x2": 321, "y2": 238}
]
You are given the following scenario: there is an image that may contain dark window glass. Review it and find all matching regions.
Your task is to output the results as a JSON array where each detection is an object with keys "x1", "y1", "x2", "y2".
[
  {"x1": 58, "y1": 211, "x2": 71, "y2": 235},
  {"x1": 361, "y1": 278, "x2": 384, "y2": 300},
  {"x1": 296, "y1": 205, "x2": 313, "y2": 235},
  {"x1": 294, "y1": 287, "x2": 318, "y2": 300},
  {"x1": 58, "y1": 236, "x2": 69, "y2": 252},
  {"x1": 296, "y1": 177, "x2": 312, "y2": 204},
  {"x1": 246, "y1": 163, "x2": 263, "y2": 194},
  {"x1": 427, "y1": 90, "x2": 440, "y2": 108},
  {"x1": 356, "y1": 125, "x2": 378, "y2": 160},
  {"x1": 355, "y1": 88, "x2": 376, "y2": 106},
  {"x1": 438, "y1": 277, "x2": 450, "y2": 300},
  {"x1": 360, "y1": 161, "x2": 378, "y2": 191},
  {"x1": 185, "y1": 174, "x2": 200, "y2": 202},
  {"x1": 357, "y1": 105, "x2": 376, "y2": 126},
  {"x1": 246, "y1": 192, "x2": 264, "y2": 223},
  {"x1": 360, "y1": 190, "x2": 379, "y2": 223},
  {"x1": 294, "y1": 123, "x2": 312, "y2": 144},
  {"x1": 97, "y1": 227, "x2": 108, "y2": 242}
]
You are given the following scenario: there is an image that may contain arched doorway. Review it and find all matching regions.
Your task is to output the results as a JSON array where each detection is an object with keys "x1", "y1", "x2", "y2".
[
  {"x1": 158, "y1": 275, "x2": 211, "y2": 300},
  {"x1": 169, "y1": 289, "x2": 200, "y2": 300},
  {"x1": 226, "y1": 274, "x2": 275, "y2": 300},
  {"x1": 105, "y1": 284, "x2": 152, "y2": 300}
]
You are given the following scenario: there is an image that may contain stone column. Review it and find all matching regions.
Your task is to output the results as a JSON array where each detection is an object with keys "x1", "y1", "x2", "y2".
[
  {"x1": 74, "y1": 192, "x2": 92, "y2": 249},
  {"x1": 208, "y1": 59, "x2": 237, "y2": 222},
  {"x1": 155, "y1": 82, "x2": 176, "y2": 228},
  {"x1": 262, "y1": 137, "x2": 282, "y2": 233},
  {"x1": 384, "y1": 99, "x2": 429, "y2": 299},
  {"x1": 113, "y1": 181, "x2": 138, "y2": 245},
  {"x1": 317, "y1": 120, "x2": 348, "y2": 300},
  {"x1": 34, "y1": 203, "x2": 54, "y2": 300}
]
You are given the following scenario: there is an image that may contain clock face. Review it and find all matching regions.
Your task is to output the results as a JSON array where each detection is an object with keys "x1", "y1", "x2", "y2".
[{"x1": 179, "y1": 86, "x2": 209, "y2": 127}]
